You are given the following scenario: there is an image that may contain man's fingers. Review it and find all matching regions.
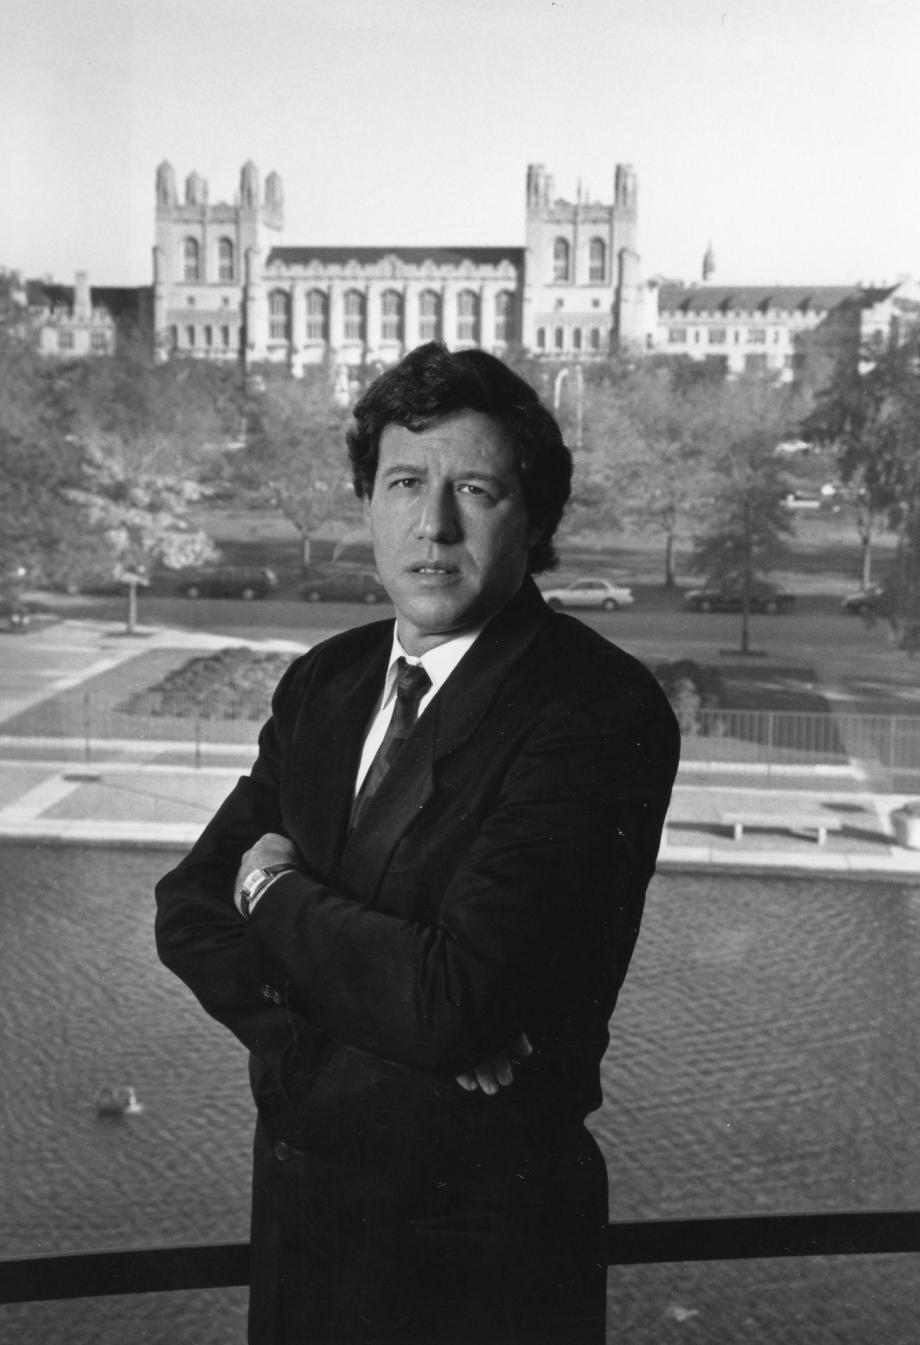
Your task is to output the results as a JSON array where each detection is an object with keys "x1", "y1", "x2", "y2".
[
  {"x1": 454, "y1": 1034, "x2": 534, "y2": 1093},
  {"x1": 473, "y1": 1064, "x2": 500, "y2": 1095}
]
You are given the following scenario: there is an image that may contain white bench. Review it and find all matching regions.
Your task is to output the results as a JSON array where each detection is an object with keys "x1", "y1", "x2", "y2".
[{"x1": 720, "y1": 810, "x2": 843, "y2": 846}]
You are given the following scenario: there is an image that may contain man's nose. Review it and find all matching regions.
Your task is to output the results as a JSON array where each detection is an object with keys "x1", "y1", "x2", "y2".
[{"x1": 416, "y1": 485, "x2": 461, "y2": 542}]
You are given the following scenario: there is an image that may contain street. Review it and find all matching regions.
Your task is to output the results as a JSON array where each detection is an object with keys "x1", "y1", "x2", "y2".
[{"x1": 32, "y1": 588, "x2": 920, "y2": 714}]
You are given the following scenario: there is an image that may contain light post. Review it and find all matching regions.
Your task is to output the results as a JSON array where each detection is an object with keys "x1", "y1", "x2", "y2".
[{"x1": 553, "y1": 364, "x2": 584, "y2": 449}]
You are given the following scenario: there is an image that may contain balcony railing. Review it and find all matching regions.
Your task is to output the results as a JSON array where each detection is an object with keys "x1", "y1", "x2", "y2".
[
  {"x1": 2, "y1": 689, "x2": 920, "y2": 780},
  {"x1": 2, "y1": 1211, "x2": 919, "y2": 1304}
]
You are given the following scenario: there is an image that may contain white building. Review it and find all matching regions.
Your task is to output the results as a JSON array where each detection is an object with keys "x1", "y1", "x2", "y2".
[{"x1": 151, "y1": 159, "x2": 645, "y2": 375}]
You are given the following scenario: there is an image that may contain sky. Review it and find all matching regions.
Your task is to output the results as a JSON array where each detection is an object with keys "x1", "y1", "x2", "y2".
[{"x1": 3, "y1": 0, "x2": 919, "y2": 290}]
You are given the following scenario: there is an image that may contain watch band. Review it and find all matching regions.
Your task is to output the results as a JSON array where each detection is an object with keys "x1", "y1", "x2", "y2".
[{"x1": 238, "y1": 863, "x2": 297, "y2": 918}]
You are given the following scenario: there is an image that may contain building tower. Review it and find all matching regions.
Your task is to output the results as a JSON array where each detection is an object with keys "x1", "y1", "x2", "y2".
[
  {"x1": 152, "y1": 161, "x2": 284, "y2": 362},
  {"x1": 521, "y1": 161, "x2": 642, "y2": 359},
  {"x1": 702, "y1": 241, "x2": 716, "y2": 282}
]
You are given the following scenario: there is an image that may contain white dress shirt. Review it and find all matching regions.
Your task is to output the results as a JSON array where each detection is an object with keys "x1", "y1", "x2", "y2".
[{"x1": 354, "y1": 625, "x2": 482, "y2": 795}]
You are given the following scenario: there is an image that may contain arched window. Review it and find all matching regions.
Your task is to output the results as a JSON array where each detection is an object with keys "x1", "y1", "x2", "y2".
[
  {"x1": 589, "y1": 327, "x2": 601, "y2": 352},
  {"x1": 381, "y1": 290, "x2": 403, "y2": 343},
  {"x1": 305, "y1": 290, "x2": 328, "y2": 342},
  {"x1": 572, "y1": 327, "x2": 582, "y2": 351},
  {"x1": 589, "y1": 238, "x2": 606, "y2": 284},
  {"x1": 418, "y1": 290, "x2": 441, "y2": 342},
  {"x1": 457, "y1": 290, "x2": 479, "y2": 343},
  {"x1": 268, "y1": 289, "x2": 291, "y2": 342},
  {"x1": 553, "y1": 326, "x2": 564, "y2": 351},
  {"x1": 183, "y1": 237, "x2": 200, "y2": 282},
  {"x1": 553, "y1": 238, "x2": 570, "y2": 283},
  {"x1": 344, "y1": 290, "x2": 366, "y2": 342},
  {"x1": 536, "y1": 327, "x2": 546, "y2": 350},
  {"x1": 494, "y1": 291, "x2": 515, "y2": 344},
  {"x1": 218, "y1": 238, "x2": 234, "y2": 282}
]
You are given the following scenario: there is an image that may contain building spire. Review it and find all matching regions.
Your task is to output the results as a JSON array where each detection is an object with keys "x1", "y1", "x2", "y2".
[{"x1": 702, "y1": 241, "x2": 716, "y2": 281}]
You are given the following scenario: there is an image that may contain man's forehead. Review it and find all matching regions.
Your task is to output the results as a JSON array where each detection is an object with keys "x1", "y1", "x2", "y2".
[{"x1": 378, "y1": 411, "x2": 515, "y2": 460}]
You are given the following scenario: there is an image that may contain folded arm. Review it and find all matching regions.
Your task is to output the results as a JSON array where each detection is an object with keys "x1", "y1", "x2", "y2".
[{"x1": 238, "y1": 694, "x2": 678, "y2": 1073}]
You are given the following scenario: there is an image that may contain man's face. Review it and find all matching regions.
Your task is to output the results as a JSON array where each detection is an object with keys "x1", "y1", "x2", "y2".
[{"x1": 363, "y1": 410, "x2": 540, "y2": 655}]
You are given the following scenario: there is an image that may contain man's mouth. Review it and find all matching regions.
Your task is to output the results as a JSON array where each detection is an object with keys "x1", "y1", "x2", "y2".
[{"x1": 410, "y1": 563, "x2": 458, "y2": 575}]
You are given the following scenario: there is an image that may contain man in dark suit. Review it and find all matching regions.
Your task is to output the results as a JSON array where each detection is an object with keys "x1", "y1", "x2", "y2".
[{"x1": 155, "y1": 342, "x2": 679, "y2": 1344}]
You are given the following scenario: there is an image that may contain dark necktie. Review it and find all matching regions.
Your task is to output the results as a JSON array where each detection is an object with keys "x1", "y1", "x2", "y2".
[{"x1": 350, "y1": 658, "x2": 432, "y2": 828}]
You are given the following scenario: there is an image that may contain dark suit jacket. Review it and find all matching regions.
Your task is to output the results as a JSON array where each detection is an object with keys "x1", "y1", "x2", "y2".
[{"x1": 155, "y1": 577, "x2": 679, "y2": 1340}]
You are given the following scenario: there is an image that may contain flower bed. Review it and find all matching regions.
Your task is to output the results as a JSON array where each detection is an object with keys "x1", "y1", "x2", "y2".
[{"x1": 118, "y1": 648, "x2": 294, "y2": 720}]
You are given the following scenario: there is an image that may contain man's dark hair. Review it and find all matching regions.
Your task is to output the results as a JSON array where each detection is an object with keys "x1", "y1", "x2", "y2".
[{"x1": 347, "y1": 342, "x2": 572, "y2": 574}]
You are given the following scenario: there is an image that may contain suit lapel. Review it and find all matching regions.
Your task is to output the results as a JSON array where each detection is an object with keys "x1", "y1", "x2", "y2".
[
  {"x1": 338, "y1": 579, "x2": 549, "y2": 901},
  {"x1": 288, "y1": 632, "x2": 391, "y2": 874}
]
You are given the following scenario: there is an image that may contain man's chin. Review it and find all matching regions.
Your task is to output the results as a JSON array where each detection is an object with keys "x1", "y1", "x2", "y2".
[{"x1": 393, "y1": 591, "x2": 480, "y2": 649}]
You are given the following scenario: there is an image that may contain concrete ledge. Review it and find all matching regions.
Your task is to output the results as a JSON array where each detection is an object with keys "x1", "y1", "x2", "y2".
[
  {"x1": 0, "y1": 819, "x2": 202, "y2": 848},
  {"x1": 657, "y1": 843, "x2": 920, "y2": 881},
  {"x1": 678, "y1": 760, "x2": 861, "y2": 780}
]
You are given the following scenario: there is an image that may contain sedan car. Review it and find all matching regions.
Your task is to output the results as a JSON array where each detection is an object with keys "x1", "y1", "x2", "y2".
[
  {"x1": 683, "y1": 581, "x2": 795, "y2": 614},
  {"x1": 0, "y1": 596, "x2": 30, "y2": 633},
  {"x1": 540, "y1": 577, "x2": 634, "y2": 612},
  {"x1": 177, "y1": 566, "x2": 278, "y2": 600},
  {"x1": 841, "y1": 583, "x2": 887, "y2": 615},
  {"x1": 300, "y1": 569, "x2": 389, "y2": 604}
]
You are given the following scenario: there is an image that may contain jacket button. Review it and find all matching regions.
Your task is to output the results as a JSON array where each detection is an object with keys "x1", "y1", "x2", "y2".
[
  {"x1": 259, "y1": 983, "x2": 282, "y2": 1005},
  {"x1": 273, "y1": 1140, "x2": 292, "y2": 1163}
]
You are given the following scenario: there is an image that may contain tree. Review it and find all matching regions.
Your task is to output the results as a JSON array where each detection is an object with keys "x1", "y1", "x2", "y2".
[
  {"x1": 242, "y1": 365, "x2": 361, "y2": 568},
  {"x1": 0, "y1": 271, "x2": 104, "y2": 593},
  {"x1": 0, "y1": 278, "x2": 237, "y2": 628},
  {"x1": 691, "y1": 378, "x2": 798, "y2": 653},
  {"x1": 53, "y1": 336, "x2": 243, "y2": 627},
  {"x1": 600, "y1": 361, "x2": 726, "y2": 586},
  {"x1": 805, "y1": 330, "x2": 920, "y2": 645}
]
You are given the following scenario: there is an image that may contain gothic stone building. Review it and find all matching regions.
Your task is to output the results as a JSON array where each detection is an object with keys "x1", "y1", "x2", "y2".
[
  {"x1": 19, "y1": 273, "x2": 151, "y2": 358},
  {"x1": 645, "y1": 274, "x2": 920, "y2": 385},
  {"x1": 151, "y1": 159, "x2": 645, "y2": 376}
]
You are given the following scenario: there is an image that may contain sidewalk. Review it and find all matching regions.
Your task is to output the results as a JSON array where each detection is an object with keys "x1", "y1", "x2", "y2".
[{"x1": 1, "y1": 618, "x2": 920, "y2": 880}]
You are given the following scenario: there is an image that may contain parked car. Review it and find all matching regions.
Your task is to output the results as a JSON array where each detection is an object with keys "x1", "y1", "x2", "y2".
[
  {"x1": 0, "y1": 596, "x2": 30, "y2": 633},
  {"x1": 300, "y1": 569, "x2": 389, "y2": 604},
  {"x1": 540, "y1": 577, "x2": 634, "y2": 612},
  {"x1": 177, "y1": 565, "x2": 278, "y2": 599},
  {"x1": 842, "y1": 583, "x2": 887, "y2": 615},
  {"x1": 683, "y1": 580, "x2": 796, "y2": 614}
]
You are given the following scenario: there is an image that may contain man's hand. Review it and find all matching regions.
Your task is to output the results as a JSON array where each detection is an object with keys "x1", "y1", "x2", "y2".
[
  {"x1": 234, "y1": 832, "x2": 301, "y2": 895},
  {"x1": 454, "y1": 1033, "x2": 533, "y2": 1096}
]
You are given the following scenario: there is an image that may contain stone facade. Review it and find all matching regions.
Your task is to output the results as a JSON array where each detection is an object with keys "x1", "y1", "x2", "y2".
[
  {"x1": 26, "y1": 159, "x2": 917, "y2": 385},
  {"x1": 645, "y1": 277, "x2": 920, "y2": 384},
  {"x1": 22, "y1": 273, "x2": 150, "y2": 358},
  {"x1": 151, "y1": 159, "x2": 644, "y2": 374},
  {"x1": 522, "y1": 163, "x2": 643, "y2": 359}
]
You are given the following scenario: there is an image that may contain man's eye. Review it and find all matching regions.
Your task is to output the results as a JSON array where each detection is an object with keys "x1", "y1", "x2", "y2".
[
  {"x1": 458, "y1": 483, "x2": 494, "y2": 500},
  {"x1": 390, "y1": 477, "x2": 420, "y2": 490}
]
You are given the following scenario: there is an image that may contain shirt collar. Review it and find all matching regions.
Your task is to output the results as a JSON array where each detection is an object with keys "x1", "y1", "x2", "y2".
[{"x1": 381, "y1": 623, "x2": 482, "y2": 707}]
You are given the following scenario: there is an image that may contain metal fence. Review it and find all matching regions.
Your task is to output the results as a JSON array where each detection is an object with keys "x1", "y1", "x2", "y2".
[
  {"x1": 2, "y1": 692, "x2": 920, "y2": 778},
  {"x1": 0, "y1": 687, "x2": 268, "y2": 766},
  {"x1": 681, "y1": 708, "x2": 920, "y2": 777}
]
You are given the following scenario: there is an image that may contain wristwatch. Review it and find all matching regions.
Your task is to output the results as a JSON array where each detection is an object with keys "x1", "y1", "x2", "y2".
[{"x1": 238, "y1": 863, "x2": 297, "y2": 918}]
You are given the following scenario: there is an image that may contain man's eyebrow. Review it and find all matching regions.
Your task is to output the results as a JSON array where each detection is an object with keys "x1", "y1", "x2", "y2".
[
  {"x1": 379, "y1": 463, "x2": 510, "y2": 486},
  {"x1": 379, "y1": 462, "x2": 429, "y2": 477}
]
